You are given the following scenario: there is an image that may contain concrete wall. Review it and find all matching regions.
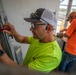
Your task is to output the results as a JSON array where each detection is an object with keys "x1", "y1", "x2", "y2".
[
  {"x1": 0, "y1": 0, "x2": 3, "y2": 12},
  {"x1": 1, "y1": 0, "x2": 60, "y2": 58}
]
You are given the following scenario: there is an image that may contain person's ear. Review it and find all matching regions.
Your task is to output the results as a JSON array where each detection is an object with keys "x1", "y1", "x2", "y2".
[
  {"x1": 47, "y1": 25, "x2": 53, "y2": 31},
  {"x1": 45, "y1": 25, "x2": 51, "y2": 30}
]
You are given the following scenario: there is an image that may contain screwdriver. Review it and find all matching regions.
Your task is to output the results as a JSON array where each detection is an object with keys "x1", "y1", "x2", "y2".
[{"x1": 0, "y1": 27, "x2": 11, "y2": 31}]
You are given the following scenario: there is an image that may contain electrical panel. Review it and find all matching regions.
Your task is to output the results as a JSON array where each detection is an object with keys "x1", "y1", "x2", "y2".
[{"x1": 0, "y1": 0, "x2": 23, "y2": 64}]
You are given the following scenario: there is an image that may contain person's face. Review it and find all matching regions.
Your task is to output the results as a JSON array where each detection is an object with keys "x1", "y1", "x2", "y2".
[
  {"x1": 67, "y1": 13, "x2": 76, "y2": 23},
  {"x1": 30, "y1": 22, "x2": 48, "y2": 40}
]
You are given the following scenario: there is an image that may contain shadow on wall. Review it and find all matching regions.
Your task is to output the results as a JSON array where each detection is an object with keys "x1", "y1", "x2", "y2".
[
  {"x1": 0, "y1": 63, "x2": 76, "y2": 75},
  {"x1": 0, "y1": 63, "x2": 45, "y2": 75}
]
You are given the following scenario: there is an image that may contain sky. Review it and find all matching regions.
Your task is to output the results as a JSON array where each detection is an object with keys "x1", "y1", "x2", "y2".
[
  {"x1": 60, "y1": 0, "x2": 76, "y2": 5},
  {"x1": 60, "y1": 0, "x2": 76, "y2": 8}
]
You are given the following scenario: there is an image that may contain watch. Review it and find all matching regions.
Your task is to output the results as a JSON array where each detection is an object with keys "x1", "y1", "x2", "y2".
[{"x1": 0, "y1": 50, "x2": 5, "y2": 56}]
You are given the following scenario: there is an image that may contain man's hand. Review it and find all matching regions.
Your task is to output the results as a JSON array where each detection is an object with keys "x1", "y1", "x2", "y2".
[
  {"x1": 2, "y1": 22, "x2": 16, "y2": 35},
  {"x1": 57, "y1": 32, "x2": 64, "y2": 38},
  {"x1": 60, "y1": 29, "x2": 67, "y2": 32}
]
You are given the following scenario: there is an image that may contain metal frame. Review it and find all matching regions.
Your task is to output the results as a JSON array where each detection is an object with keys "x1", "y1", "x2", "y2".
[{"x1": 64, "y1": 0, "x2": 73, "y2": 28}]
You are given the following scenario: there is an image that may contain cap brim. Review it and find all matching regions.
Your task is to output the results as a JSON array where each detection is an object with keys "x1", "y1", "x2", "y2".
[{"x1": 24, "y1": 18, "x2": 40, "y2": 23}]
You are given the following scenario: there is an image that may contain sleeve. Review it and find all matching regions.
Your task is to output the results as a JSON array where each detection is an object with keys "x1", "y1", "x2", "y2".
[
  {"x1": 66, "y1": 19, "x2": 76, "y2": 37},
  {"x1": 28, "y1": 56, "x2": 59, "y2": 73},
  {"x1": 28, "y1": 36, "x2": 35, "y2": 44}
]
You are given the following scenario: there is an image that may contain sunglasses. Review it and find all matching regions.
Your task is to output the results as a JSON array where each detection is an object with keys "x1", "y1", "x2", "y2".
[{"x1": 31, "y1": 23, "x2": 48, "y2": 28}]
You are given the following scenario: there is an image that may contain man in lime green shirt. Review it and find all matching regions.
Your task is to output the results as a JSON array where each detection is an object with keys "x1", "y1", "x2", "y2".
[
  {"x1": 22, "y1": 36, "x2": 62, "y2": 73},
  {"x1": 0, "y1": 8, "x2": 62, "y2": 73}
]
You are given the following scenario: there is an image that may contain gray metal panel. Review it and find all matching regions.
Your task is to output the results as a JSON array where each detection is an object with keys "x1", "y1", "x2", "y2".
[
  {"x1": 0, "y1": 16, "x2": 14, "y2": 59},
  {"x1": 14, "y1": 46, "x2": 23, "y2": 65}
]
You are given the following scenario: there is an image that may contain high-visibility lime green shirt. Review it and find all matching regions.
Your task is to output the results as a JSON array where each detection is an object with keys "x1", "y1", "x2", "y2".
[{"x1": 22, "y1": 36, "x2": 62, "y2": 73}]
